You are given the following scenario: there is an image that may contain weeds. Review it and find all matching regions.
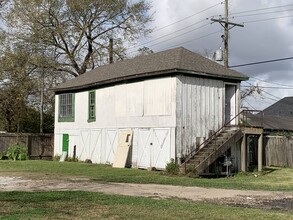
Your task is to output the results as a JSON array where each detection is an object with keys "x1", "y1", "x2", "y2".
[
  {"x1": 5, "y1": 144, "x2": 29, "y2": 161},
  {"x1": 165, "y1": 159, "x2": 179, "y2": 175}
]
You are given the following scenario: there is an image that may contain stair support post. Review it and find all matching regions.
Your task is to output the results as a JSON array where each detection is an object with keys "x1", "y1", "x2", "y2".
[
  {"x1": 258, "y1": 133, "x2": 263, "y2": 174},
  {"x1": 241, "y1": 134, "x2": 247, "y2": 172}
]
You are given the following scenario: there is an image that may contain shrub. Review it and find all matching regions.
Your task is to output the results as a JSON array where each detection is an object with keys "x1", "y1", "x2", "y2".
[
  {"x1": 165, "y1": 158, "x2": 179, "y2": 175},
  {"x1": 6, "y1": 144, "x2": 29, "y2": 161}
]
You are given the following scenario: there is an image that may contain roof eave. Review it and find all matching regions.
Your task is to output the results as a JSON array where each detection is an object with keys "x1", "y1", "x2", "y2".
[
  {"x1": 51, "y1": 69, "x2": 177, "y2": 93},
  {"x1": 52, "y1": 68, "x2": 248, "y2": 93},
  {"x1": 177, "y1": 69, "x2": 249, "y2": 81}
]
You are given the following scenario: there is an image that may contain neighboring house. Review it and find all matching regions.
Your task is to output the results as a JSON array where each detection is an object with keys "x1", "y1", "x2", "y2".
[
  {"x1": 246, "y1": 96, "x2": 293, "y2": 132},
  {"x1": 247, "y1": 114, "x2": 293, "y2": 132},
  {"x1": 246, "y1": 98, "x2": 293, "y2": 168},
  {"x1": 52, "y1": 47, "x2": 249, "y2": 172},
  {"x1": 262, "y1": 96, "x2": 293, "y2": 118}
]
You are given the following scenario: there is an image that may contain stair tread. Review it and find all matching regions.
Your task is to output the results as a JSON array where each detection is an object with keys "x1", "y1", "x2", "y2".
[{"x1": 181, "y1": 128, "x2": 242, "y2": 174}]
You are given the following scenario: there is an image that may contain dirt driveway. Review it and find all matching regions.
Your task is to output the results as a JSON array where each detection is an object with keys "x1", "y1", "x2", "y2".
[{"x1": 1, "y1": 175, "x2": 293, "y2": 211}]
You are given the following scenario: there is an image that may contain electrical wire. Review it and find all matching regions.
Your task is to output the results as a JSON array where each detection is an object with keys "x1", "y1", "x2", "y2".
[
  {"x1": 230, "y1": 56, "x2": 293, "y2": 68},
  {"x1": 128, "y1": 3, "x2": 293, "y2": 56},
  {"x1": 242, "y1": 99, "x2": 257, "y2": 110},
  {"x1": 164, "y1": 30, "x2": 222, "y2": 50},
  {"x1": 231, "y1": 8, "x2": 293, "y2": 19},
  {"x1": 230, "y1": 3, "x2": 293, "y2": 15},
  {"x1": 241, "y1": 81, "x2": 293, "y2": 107},
  {"x1": 127, "y1": 2, "x2": 224, "y2": 54},
  {"x1": 149, "y1": 23, "x2": 209, "y2": 46},
  {"x1": 243, "y1": 79, "x2": 293, "y2": 89},
  {"x1": 128, "y1": 21, "x2": 209, "y2": 53},
  {"x1": 150, "y1": 2, "x2": 223, "y2": 33},
  {"x1": 242, "y1": 86, "x2": 293, "y2": 89},
  {"x1": 259, "y1": 90, "x2": 293, "y2": 108},
  {"x1": 132, "y1": 14, "x2": 293, "y2": 55},
  {"x1": 243, "y1": 14, "x2": 293, "y2": 24},
  {"x1": 246, "y1": 77, "x2": 293, "y2": 88}
]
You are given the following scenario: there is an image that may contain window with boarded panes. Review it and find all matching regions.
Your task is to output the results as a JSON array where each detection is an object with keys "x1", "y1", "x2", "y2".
[
  {"x1": 59, "y1": 93, "x2": 74, "y2": 122},
  {"x1": 88, "y1": 91, "x2": 96, "y2": 122}
]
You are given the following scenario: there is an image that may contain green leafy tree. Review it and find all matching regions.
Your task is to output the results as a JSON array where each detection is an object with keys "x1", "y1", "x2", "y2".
[{"x1": 0, "y1": 44, "x2": 37, "y2": 132}]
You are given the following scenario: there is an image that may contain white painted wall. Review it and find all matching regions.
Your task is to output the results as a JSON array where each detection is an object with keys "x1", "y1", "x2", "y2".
[
  {"x1": 54, "y1": 77, "x2": 177, "y2": 169},
  {"x1": 54, "y1": 75, "x2": 240, "y2": 168}
]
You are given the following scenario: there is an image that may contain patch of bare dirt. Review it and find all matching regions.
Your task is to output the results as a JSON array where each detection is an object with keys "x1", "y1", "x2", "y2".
[{"x1": 1, "y1": 175, "x2": 293, "y2": 211}]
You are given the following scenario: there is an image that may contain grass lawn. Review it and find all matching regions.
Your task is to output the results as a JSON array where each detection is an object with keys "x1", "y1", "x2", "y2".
[
  {"x1": 0, "y1": 191, "x2": 292, "y2": 220},
  {"x1": 0, "y1": 160, "x2": 293, "y2": 191}
]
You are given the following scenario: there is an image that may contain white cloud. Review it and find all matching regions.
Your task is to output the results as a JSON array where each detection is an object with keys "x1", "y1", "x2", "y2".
[{"x1": 131, "y1": 0, "x2": 293, "y2": 110}]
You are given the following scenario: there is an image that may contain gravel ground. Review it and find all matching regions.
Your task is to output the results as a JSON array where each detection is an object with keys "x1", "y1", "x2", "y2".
[{"x1": 1, "y1": 175, "x2": 293, "y2": 211}]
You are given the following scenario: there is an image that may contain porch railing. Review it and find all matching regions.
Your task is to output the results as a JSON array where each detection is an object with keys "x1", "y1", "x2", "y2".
[{"x1": 181, "y1": 110, "x2": 263, "y2": 167}]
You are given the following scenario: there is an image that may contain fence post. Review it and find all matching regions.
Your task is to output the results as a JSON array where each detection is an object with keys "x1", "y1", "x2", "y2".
[
  {"x1": 73, "y1": 145, "x2": 76, "y2": 161},
  {"x1": 26, "y1": 135, "x2": 32, "y2": 157}
]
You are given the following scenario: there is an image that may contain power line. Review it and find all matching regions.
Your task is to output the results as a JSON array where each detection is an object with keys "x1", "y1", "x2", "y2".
[
  {"x1": 231, "y1": 8, "x2": 293, "y2": 19},
  {"x1": 148, "y1": 23, "x2": 210, "y2": 47},
  {"x1": 129, "y1": 28, "x2": 221, "y2": 55},
  {"x1": 243, "y1": 14, "x2": 293, "y2": 24},
  {"x1": 230, "y1": 56, "x2": 293, "y2": 68},
  {"x1": 242, "y1": 99, "x2": 257, "y2": 110},
  {"x1": 150, "y1": 2, "x2": 223, "y2": 33},
  {"x1": 164, "y1": 30, "x2": 221, "y2": 50},
  {"x1": 128, "y1": 21, "x2": 209, "y2": 53},
  {"x1": 127, "y1": 2, "x2": 224, "y2": 54},
  {"x1": 242, "y1": 86, "x2": 293, "y2": 89},
  {"x1": 261, "y1": 90, "x2": 293, "y2": 107},
  {"x1": 251, "y1": 77, "x2": 293, "y2": 88},
  {"x1": 262, "y1": 90, "x2": 284, "y2": 102},
  {"x1": 243, "y1": 79, "x2": 293, "y2": 89},
  {"x1": 231, "y1": 3, "x2": 293, "y2": 15},
  {"x1": 241, "y1": 81, "x2": 293, "y2": 109},
  {"x1": 129, "y1": 3, "x2": 293, "y2": 56}
]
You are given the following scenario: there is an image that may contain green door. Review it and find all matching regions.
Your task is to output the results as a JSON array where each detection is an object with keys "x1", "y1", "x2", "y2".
[{"x1": 62, "y1": 134, "x2": 69, "y2": 152}]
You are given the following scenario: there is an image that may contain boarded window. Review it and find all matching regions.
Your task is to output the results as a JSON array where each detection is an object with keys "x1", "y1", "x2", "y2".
[
  {"x1": 115, "y1": 83, "x2": 143, "y2": 117},
  {"x1": 143, "y1": 78, "x2": 172, "y2": 116}
]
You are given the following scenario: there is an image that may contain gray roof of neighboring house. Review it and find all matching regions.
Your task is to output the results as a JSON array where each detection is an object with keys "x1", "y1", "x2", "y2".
[
  {"x1": 52, "y1": 47, "x2": 248, "y2": 92},
  {"x1": 262, "y1": 97, "x2": 293, "y2": 118},
  {"x1": 247, "y1": 114, "x2": 293, "y2": 131}
]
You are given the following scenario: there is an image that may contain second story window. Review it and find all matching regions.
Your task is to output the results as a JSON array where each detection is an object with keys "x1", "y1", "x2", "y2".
[
  {"x1": 88, "y1": 91, "x2": 96, "y2": 122},
  {"x1": 59, "y1": 93, "x2": 75, "y2": 122}
]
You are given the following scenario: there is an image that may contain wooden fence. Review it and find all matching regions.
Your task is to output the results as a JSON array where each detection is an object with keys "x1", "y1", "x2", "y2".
[
  {"x1": 265, "y1": 136, "x2": 293, "y2": 168},
  {"x1": 0, "y1": 133, "x2": 54, "y2": 160}
]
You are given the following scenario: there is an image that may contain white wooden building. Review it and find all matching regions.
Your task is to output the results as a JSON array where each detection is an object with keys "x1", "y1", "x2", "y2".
[{"x1": 52, "y1": 47, "x2": 248, "y2": 169}]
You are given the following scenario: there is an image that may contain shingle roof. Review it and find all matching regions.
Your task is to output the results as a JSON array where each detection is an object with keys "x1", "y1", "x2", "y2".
[
  {"x1": 247, "y1": 114, "x2": 293, "y2": 131},
  {"x1": 263, "y1": 97, "x2": 293, "y2": 118},
  {"x1": 52, "y1": 47, "x2": 248, "y2": 92}
]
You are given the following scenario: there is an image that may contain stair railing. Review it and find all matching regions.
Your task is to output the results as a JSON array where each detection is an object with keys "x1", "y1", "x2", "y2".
[{"x1": 182, "y1": 110, "x2": 263, "y2": 172}]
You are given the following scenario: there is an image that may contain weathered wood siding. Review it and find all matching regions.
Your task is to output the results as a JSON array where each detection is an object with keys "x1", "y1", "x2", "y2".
[
  {"x1": 0, "y1": 133, "x2": 53, "y2": 159},
  {"x1": 265, "y1": 136, "x2": 293, "y2": 167},
  {"x1": 176, "y1": 75, "x2": 226, "y2": 158},
  {"x1": 54, "y1": 77, "x2": 176, "y2": 169}
]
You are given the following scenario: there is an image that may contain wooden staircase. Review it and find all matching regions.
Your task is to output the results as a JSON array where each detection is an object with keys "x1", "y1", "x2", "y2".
[{"x1": 181, "y1": 126, "x2": 243, "y2": 175}]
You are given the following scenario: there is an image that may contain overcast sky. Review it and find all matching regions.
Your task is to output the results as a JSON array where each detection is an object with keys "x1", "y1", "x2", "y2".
[{"x1": 129, "y1": 0, "x2": 293, "y2": 110}]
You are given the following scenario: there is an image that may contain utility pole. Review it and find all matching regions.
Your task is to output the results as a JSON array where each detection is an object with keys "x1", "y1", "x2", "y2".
[
  {"x1": 211, "y1": 0, "x2": 244, "y2": 67},
  {"x1": 224, "y1": 0, "x2": 229, "y2": 68}
]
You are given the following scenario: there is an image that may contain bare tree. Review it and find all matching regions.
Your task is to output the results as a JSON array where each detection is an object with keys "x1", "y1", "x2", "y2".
[{"x1": 2, "y1": 0, "x2": 152, "y2": 77}]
